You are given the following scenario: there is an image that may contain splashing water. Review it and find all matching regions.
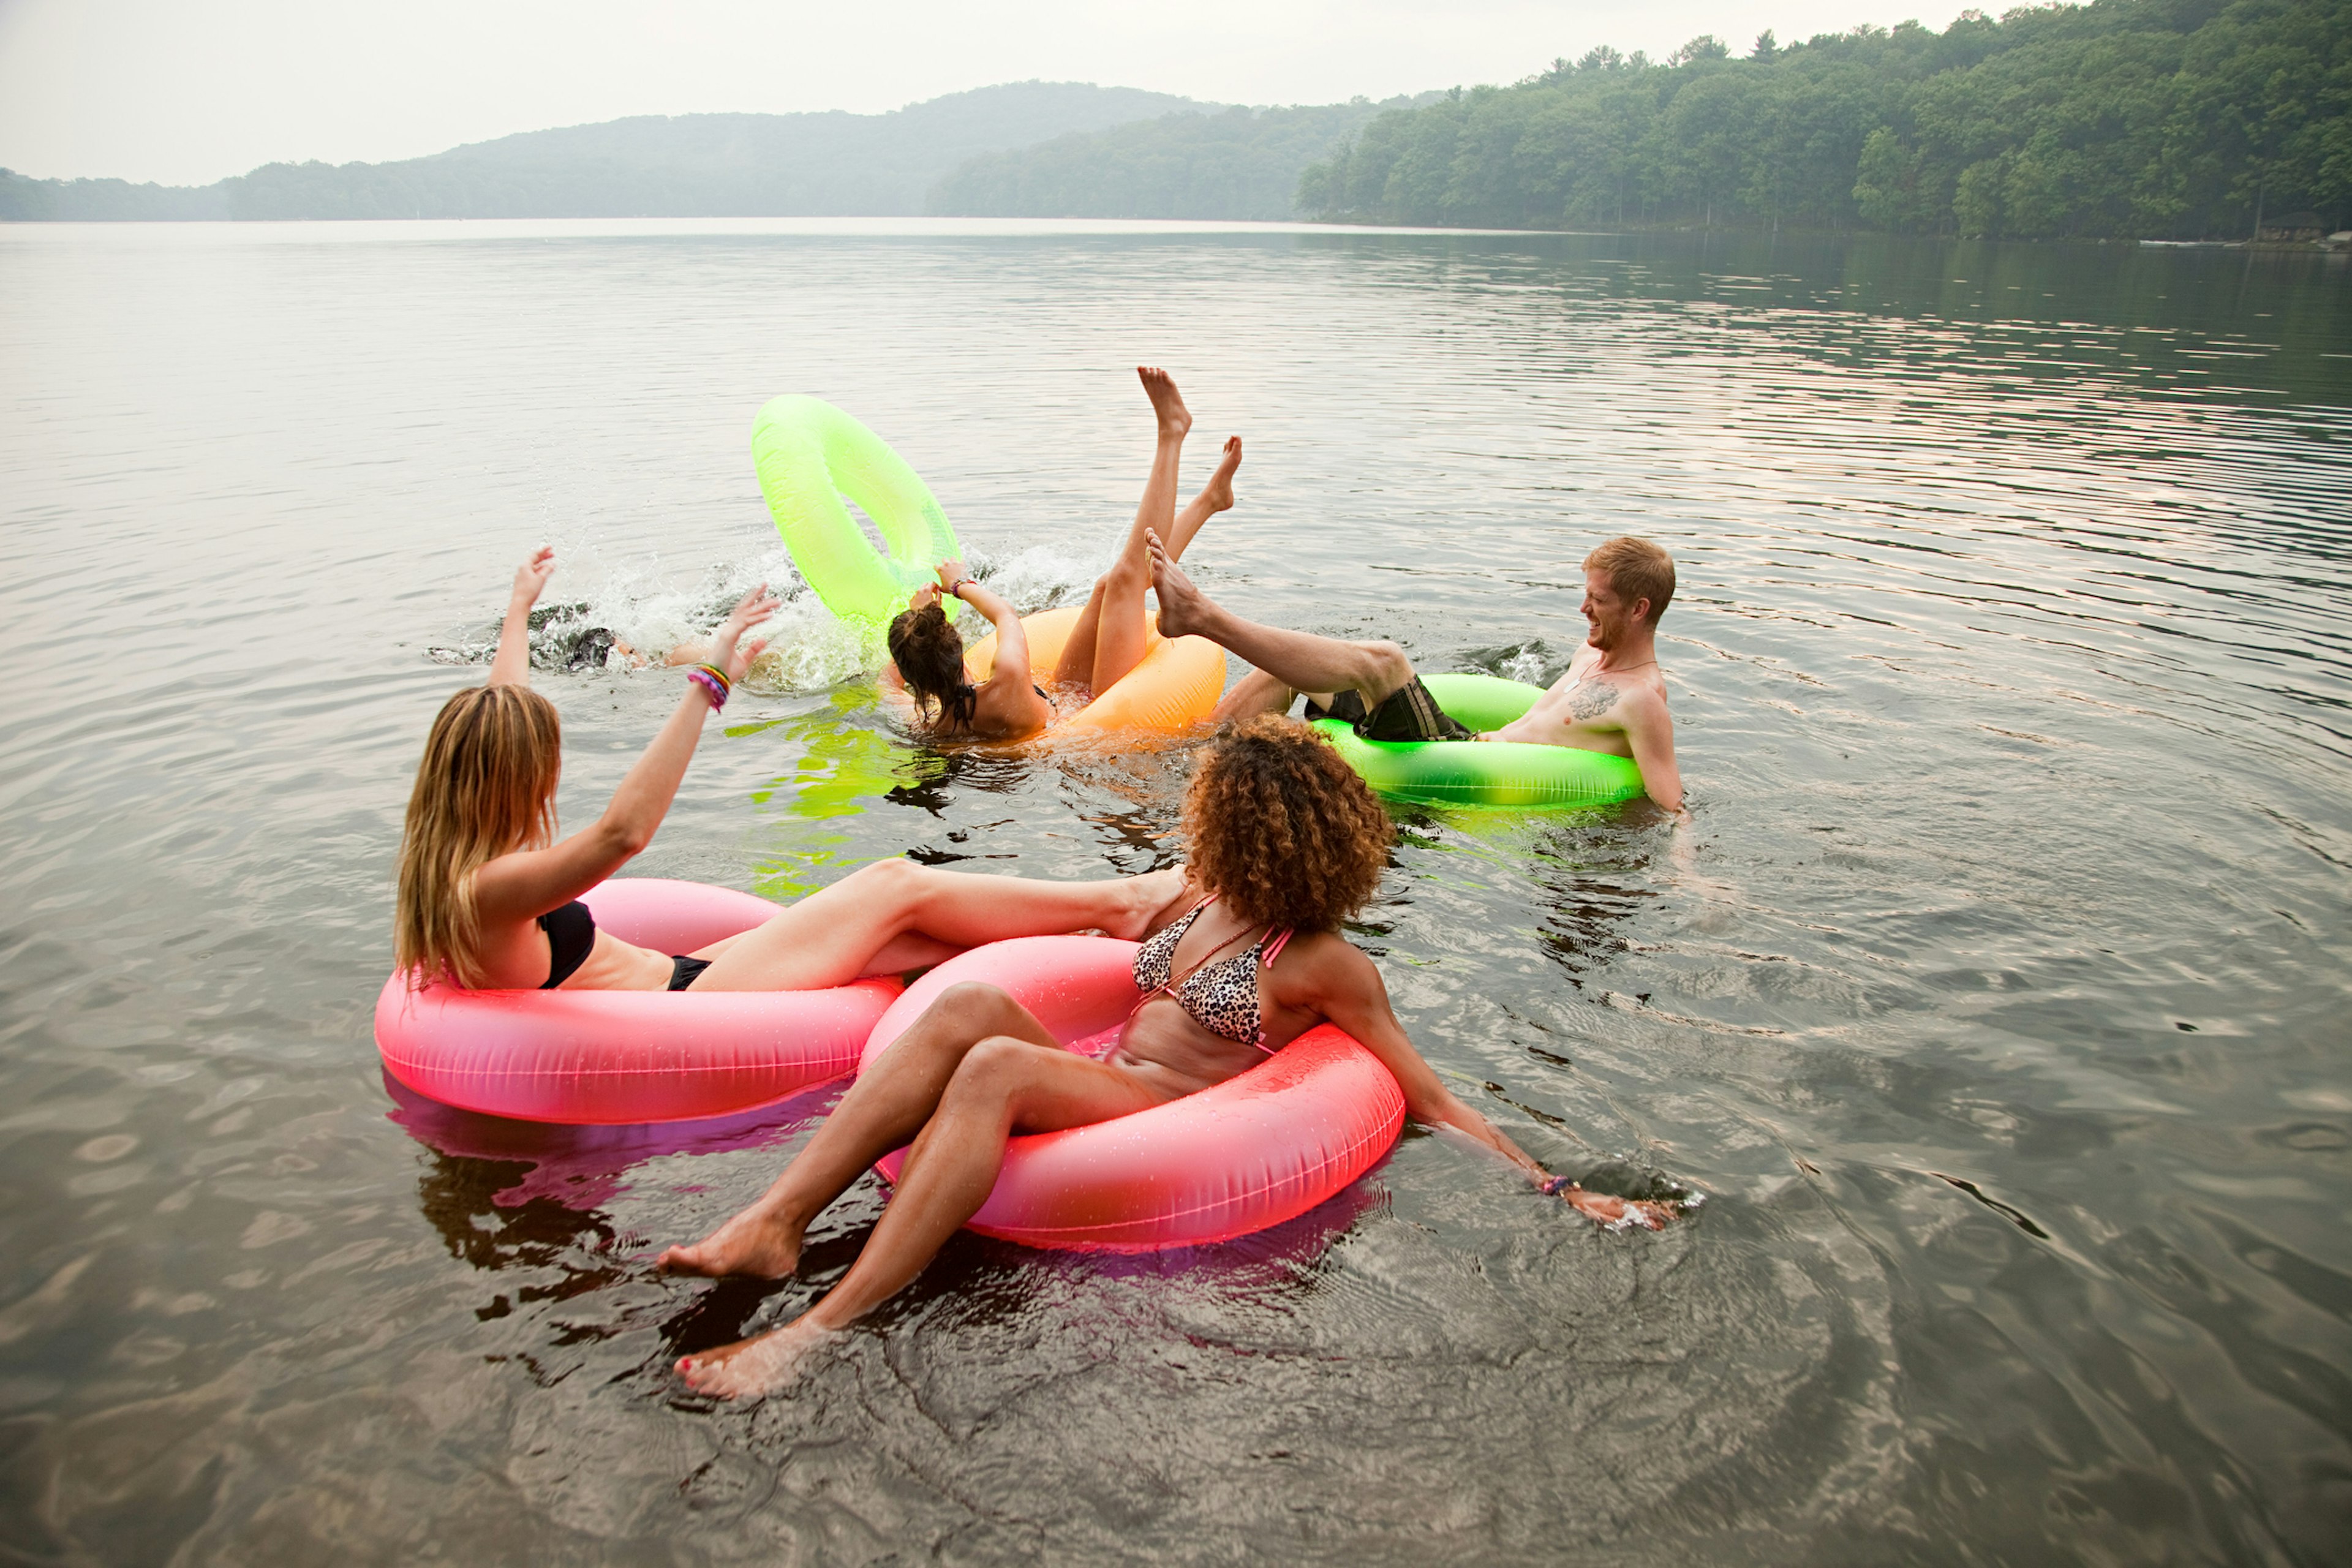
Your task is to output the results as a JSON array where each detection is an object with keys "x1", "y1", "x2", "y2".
[
  {"x1": 1463, "y1": 639, "x2": 1571, "y2": 687},
  {"x1": 426, "y1": 540, "x2": 1109, "y2": 695}
]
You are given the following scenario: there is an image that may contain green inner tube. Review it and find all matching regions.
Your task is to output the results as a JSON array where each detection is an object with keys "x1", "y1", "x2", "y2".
[
  {"x1": 1310, "y1": 672, "x2": 1647, "y2": 809},
  {"x1": 752, "y1": 396, "x2": 962, "y2": 625}
]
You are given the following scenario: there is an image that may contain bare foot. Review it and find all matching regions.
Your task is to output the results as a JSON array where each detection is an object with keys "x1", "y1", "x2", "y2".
[
  {"x1": 1556, "y1": 1183, "x2": 1678, "y2": 1232},
  {"x1": 1198, "y1": 435, "x2": 1242, "y2": 513},
  {"x1": 1137, "y1": 366, "x2": 1192, "y2": 440},
  {"x1": 1145, "y1": 530, "x2": 1215, "y2": 639},
  {"x1": 655, "y1": 1204, "x2": 805, "y2": 1280},
  {"x1": 1104, "y1": 867, "x2": 1188, "y2": 941},
  {"x1": 676, "y1": 1317, "x2": 842, "y2": 1400}
]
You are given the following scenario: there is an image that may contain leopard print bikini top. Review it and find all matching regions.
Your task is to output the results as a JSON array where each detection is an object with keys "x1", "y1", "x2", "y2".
[{"x1": 1129, "y1": 894, "x2": 1294, "y2": 1052}]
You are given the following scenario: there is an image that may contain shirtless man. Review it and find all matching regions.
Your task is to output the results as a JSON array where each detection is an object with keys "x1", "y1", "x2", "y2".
[{"x1": 1148, "y1": 533, "x2": 1684, "y2": 813}]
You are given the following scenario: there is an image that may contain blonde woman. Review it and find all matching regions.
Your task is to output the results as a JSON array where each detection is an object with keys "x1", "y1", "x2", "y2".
[{"x1": 394, "y1": 549, "x2": 1182, "y2": 997}]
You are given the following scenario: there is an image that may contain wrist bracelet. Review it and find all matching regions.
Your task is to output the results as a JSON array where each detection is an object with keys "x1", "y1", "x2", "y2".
[
  {"x1": 687, "y1": 668, "x2": 728, "y2": 710},
  {"x1": 692, "y1": 662, "x2": 732, "y2": 692},
  {"x1": 1540, "y1": 1174, "x2": 1576, "y2": 1196}
]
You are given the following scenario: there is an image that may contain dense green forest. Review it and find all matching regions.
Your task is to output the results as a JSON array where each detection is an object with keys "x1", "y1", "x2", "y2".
[
  {"x1": 1299, "y1": 0, "x2": 2348, "y2": 238},
  {"x1": 0, "y1": 83, "x2": 1204, "y2": 221},
  {"x1": 927, "y1": 97, "x2": 1431, "y2": 219}
]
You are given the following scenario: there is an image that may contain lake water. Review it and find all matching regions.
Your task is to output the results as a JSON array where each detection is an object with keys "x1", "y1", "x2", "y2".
[{"x1": 1, "y1": 218, "x2": 2346, "y2": 1565}]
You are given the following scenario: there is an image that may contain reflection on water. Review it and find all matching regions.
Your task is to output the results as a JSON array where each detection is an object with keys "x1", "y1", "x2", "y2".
[
  {"x1": 384, "y1": 1070, "x2": 839, "y2": 1212},
  {"x1": 1, "y1": 221, "x2": 2347, "y2": 1563},
  {"x1": 741, "y1": 695, "x2": 908, "y2": 899}
]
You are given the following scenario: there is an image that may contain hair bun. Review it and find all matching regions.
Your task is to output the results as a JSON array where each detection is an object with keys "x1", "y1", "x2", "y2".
[{"x1": 887, "y1": 602, "x2": 978, "y2": 728}]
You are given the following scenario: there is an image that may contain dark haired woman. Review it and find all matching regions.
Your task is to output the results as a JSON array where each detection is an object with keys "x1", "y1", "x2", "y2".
[
  {"x1": 885, "y1": 365, "x2": 1243, "y2": 740},
  {"x1": 661, "y1": 715, "x2": 1678, "y2": 1396}
]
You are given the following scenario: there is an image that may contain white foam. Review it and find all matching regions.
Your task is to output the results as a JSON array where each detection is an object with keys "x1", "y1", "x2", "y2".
[
  {"x1": 1498, "y1": 646, "x2": 1553, "y2": 685},
  {"x1": 446, "y1": 537, "x2": 1111, "y2": 695},
  {"x1": 967, "y1": 543, "x2": 1109, "y2": 616}
]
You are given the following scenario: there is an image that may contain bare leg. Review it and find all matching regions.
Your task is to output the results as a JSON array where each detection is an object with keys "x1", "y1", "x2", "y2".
[
  {"x1": 688, "y1": 859, "x2": 1182, "y2": 992},
  {"x1": 657, "y1": 983, "x2": 1058, "y2": 1280},
  {"x1": 1210, "y1": 666, "x2": 1302, "y2": 725},
  {"x1": 1049, "y1": 401, "x2": 1240, "y2": 693},
  {"x1": 1050, "y1": 434, "x2": 1238, "y2": 685},
  {"x1": 1163, "y1": 435, "x2": 1240, "y2": 565},
  {"x1": 1082, "y1": 367, "x2": 1191, "y2": 695},
  {"x1": 675, "y1": 1036, "x2": 1177, "y2": 1397},
  {"x1": 1051, "y1": 576, "x2": 1111, "y2": 687},
  {"x1": 1148, "y1": 535, "x2": 1416, "y2": 706}
]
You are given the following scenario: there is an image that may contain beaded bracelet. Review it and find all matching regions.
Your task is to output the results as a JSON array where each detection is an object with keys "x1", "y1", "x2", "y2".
[{"x1": 686, "y1": 667, "x2": 728, "y2": 710}]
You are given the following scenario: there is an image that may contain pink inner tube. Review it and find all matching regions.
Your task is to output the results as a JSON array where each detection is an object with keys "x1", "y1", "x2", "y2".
[
  {"x1": 856, "y1": 935, "x2": 1406, "y2": 1251},
  {"x1": 375, "y1": 878, "x2": 901, "y2": 1125}
]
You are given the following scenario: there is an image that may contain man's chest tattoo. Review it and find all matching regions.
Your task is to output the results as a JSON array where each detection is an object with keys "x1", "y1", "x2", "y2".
[{"x1": 1568, "y1": 679, "x2": 1621, "y2": 722}]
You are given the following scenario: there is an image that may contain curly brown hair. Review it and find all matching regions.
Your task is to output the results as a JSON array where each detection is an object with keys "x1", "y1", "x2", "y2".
[
  {"x1": 888, "y1": 603, "x2": 978, "y2": 728},
  {"x1": 1181, "y1": 714, "x2": 1393, "y2": 932}
]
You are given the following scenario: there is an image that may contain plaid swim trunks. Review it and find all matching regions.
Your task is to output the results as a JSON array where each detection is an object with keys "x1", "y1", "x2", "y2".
[{"x1": 1304, "y1": 676, "x2": 1472, "y2": 742}]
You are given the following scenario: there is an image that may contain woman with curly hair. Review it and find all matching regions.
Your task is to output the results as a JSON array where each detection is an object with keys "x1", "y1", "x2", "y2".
[
  {"x1": 661, "y1": 714, "x2": 1675, "y2": 1396},
  {"x1": 885, "y1": 364, "x2": 1243, "y2": 739}
]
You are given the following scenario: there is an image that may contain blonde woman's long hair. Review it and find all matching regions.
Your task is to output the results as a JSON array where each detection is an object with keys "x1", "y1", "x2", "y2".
[{"x1": 396, "y1": 683, "x2": 562, "y2": 989}]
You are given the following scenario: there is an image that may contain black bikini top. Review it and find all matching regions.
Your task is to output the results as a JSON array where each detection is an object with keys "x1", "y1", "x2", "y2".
[{"x1": 538, "y1": 901, "x2": 596, "y2": 989}]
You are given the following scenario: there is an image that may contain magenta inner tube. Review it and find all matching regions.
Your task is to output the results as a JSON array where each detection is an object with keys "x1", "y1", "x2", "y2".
[
  {"x1": 375, "y1": 878, "x2": 901, "y2": 1125},
  {"x1": 856, "y1": 935, "x2": 1406, "y2": 1251}
]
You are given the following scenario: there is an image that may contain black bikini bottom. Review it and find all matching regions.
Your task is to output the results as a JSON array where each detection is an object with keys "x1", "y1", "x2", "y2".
[{"x1": 668, "y1": 956, "x2": 712, "y2": 992}]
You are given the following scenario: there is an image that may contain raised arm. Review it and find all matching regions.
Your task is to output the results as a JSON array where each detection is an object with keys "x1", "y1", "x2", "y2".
[
  {"x1": 488, "y1": 548, "x2": 558, "y2": 687},
  {"x1": 473, "y1": 584, "x2": 778, "y2": 922},
  {"x1": 1303, "y1": 942, "x2": 1672, "y2": 1228},
  {"x1": 938, "y1": 560, "x2": 1033, "y2": 693}
]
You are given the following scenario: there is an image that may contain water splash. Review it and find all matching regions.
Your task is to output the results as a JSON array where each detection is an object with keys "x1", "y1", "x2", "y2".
[
  {"x1": 1462, "y1": 639, "x2": 1571, "y2": 686},
  {"x1": 424, "y1": 540, "x2": 1107, "y2": 695}
]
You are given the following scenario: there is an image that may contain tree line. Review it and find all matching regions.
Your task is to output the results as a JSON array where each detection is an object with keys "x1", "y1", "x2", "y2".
[{"x1": 1298, "y1": 0, "x2": 2349, "y2": 239}]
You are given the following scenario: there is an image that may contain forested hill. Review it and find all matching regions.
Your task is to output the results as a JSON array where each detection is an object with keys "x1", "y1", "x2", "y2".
[
  {"x1": 0, "y1": 83, "x2": 1209, "y2": 221},
  {"x1": 1300, "y1": 0, "x2": 2349, "y2": 239},
  {"x1": 927, "y1": 97, "x2": 1437, "y2": 219}
]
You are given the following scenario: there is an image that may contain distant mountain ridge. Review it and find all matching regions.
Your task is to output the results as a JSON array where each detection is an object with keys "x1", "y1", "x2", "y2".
[
  {"x1": 0, "y1": 82, "x2": 1213, "y2": 221},
  {"x1": 927, "y1": 96, "x2": 1441, "y2": 221}
]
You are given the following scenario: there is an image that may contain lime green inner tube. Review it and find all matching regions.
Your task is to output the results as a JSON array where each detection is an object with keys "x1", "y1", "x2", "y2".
[
  {"x1": 752, "y1": 396, "x2": 962, "y2": 625},
  {"x1": 1310, "y1": 672, "x2": 1646, "y2": 808}
]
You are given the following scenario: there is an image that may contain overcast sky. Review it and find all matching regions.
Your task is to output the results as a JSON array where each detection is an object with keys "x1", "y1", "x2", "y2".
[{"x1": 0, "y1": 0, "x2": 1967, "y2": 186}]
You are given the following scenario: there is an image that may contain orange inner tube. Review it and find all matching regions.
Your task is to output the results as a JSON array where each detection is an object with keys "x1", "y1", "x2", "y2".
[{"x1": 964, "y1": 606, "x2": 1226, "y2": 734}]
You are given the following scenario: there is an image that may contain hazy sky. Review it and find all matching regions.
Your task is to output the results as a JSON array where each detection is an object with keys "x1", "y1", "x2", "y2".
[{"x1": 0, "y1": 0, "x2": 1967, "y2": 186}]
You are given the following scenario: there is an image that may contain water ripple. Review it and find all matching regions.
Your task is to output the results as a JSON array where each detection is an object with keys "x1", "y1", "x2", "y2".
[{"x1": 1, "y1": 222, "x2": 2346, "y2": 1564}]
